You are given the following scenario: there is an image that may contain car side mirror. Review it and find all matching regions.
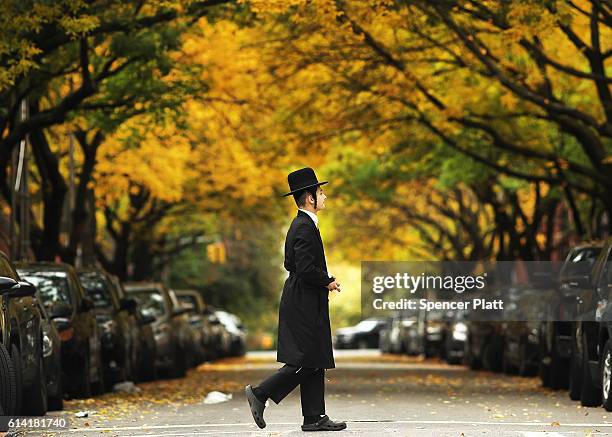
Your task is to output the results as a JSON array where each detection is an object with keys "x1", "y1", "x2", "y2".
[
  {"x1": 0, "y1": 276, "x2": 18, "y2": 294},
  {"x1": 121, "y1": 297, "x2": 138, "y2": 314},
  {"x1": 53, "y1": 317, "x2": 72, "y2": 332},
  {"x1": 7, "y1": 281, "x2": 36, "y2": 298},
  {"x1": 140, "y1": 313, "x2": 156, "y2": 325},
  {"x1": 566, "y1": 275, "x2": 590, "y2": 289},
  {"x1": 81, "y1": 296, "x2": 95, "y2": 312},
  {"x1": 172, "y1": 307, "x2": 191, "y2": 317},
  {"x1": 50, "y1": 303, "x2": 72, "y2": 319}
]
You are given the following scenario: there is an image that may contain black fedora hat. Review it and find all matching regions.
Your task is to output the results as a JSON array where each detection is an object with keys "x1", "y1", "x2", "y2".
[{"x1": 282, "y1": 167, "x2": 328, "y2": 197}]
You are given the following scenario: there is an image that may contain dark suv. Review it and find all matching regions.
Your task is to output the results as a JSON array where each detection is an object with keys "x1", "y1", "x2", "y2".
[
  {"x1": 175, "y1": 289, "x2": 212, "y2": 363},
  {"x1": 566, "y1": 239, "x2": 612, "y2": 407},
  {"x1": 0, "y1": 252, "x2": 45, "y2": 416},
  {"x1": 109, "y1": 275, "x2": 157, "y2": 381},
  {"x1": 538, "y1": 243, "x2": 603, "y2": 391},
  {"x1": 334, "y1": 318, "x2": 389, "y2": 349},
  {"x1": 124, "y1": 283, "x2": 193, "y2": 378},
  {"x1": 77, "y1": 268, "x2": 140, "y2": 388},
  {"x1": 17, "y1": 262, "x2": 104, "y2": 398}
]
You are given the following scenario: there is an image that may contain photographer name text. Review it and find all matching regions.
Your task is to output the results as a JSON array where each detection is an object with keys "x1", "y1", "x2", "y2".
[{"x1": 372, "y1": 298, "x2": 503, "y2": 311}]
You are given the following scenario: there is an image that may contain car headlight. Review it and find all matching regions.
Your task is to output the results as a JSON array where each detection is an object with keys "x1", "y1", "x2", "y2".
[
  {"x1": 42, "y1": 333, "x2": 53, "y2": 357},
  {"x1": 452, "y1": 322, "x2": 468, "y2": 341},
  {"x1": 101, "y1": 319, "x2": 116, "y2": 334},
  {"x1": 154, "y1": 324, "x2": 168, "y2": 336},
  {"x1": 426, "y1": 325, "x2": 441, "y2": 334}
]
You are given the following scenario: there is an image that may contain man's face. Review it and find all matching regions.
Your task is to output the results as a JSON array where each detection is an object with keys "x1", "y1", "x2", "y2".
[{"x1": 314, "y1": 186, "x2": 326, "y2": 211}]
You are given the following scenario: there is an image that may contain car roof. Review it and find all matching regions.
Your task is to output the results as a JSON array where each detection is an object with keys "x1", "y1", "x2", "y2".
[
  {"x1": 571, "y1": 238, "x2": 611, "y2": 250},
  {"x1": 76, "y1": 267, "x2": 107, "y2": 274},
  {"x1": 174, "y1": 289, "x2": 199, "y2": 296},
  {"x1": 16, "y1": 261, "x2": 74, "y2": 272},
  {"x1": 124, "y1": 282, "x2": 165, "y2": 292}
]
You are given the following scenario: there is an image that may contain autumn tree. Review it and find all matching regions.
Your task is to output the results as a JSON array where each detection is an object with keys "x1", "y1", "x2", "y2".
[
  {"x1": 0, "y1": 0, "x2": 232, "y2": 261},
  {"x1": 215, "y1": 0, "x2": 611, "y2": 261}
]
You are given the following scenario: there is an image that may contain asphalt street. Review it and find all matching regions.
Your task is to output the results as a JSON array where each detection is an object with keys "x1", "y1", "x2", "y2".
[{"x1": 17, "y1": 350, "x2": 612, "y2": 437}]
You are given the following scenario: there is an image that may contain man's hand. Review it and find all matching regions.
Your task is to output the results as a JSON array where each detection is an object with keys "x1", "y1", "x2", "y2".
[{"x1": 327, "y1": 280, "x2": 341, "y2": 292}]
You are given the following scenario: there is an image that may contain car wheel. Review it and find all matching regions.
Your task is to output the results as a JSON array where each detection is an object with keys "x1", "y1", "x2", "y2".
[
  {"x1": 548, "y1": 335, "x2": 569, "y2": 390},
  {"x1": 483, "y1": 339, "x2": 503, "y2": 373},
  {"x1": 91, "y1": 349, "x2": 106, "y2": 395},
  {"x1": 423, "y1": 340, "x2": 433, "y2": 358},
  {"x1": 22, "y1": 349, "x2": 47, "y2": 416},
  {"x1": 48, "y1": 370, "x2": 64, "y2": 411},
  {"x1": 0, "y1": 343, "x2": 18, "y2": 416},
  {"x1": 569, "y1": 332, "x2": 583, "y2": 400},
  {"x1": 169, "y1": 345, "x2": 187, "y2": 379},
  {"x1": 139, "y1": 353, "x2": 157, "y2": 382},
  {"x1": 602, "y1": 339, "x2": 612, "y2": 411},
  {"x1": 127, "y1": 351, "x2": 136, "y2": 382},
  {"x1": 580, "y1": 333, "x2": 601, "y2": 407},
  {"x1": 539, "y1": 362, "x2": 550, "y2": 387},
  {"x1": 518, "y1": 341, "x2": 536, "y2": 377},
  {"x1": 113, "y1": 349, "x2": 131, "y2": 387},
  {"x1": 10, "y1": 344, "x2": 23, "y2": 414},
  {"x1": 502, "y1": 345, "x2": 517, "y2": 375},
  {"x1": 466, "y1": 340, "x2": 481, "y2": 370},
  {"x1": 75, "y1": 352, "x2": 92, "y2": 398}
]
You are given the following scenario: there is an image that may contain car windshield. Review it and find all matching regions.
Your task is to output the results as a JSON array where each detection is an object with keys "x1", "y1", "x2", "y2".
[
  {"x1": 78, "y1": 272, "x2": 113, "y2": 308},
  {"x1": 178, "y1": 295, "x2": 196, "y2": 312},
  {"x1": 19, "y1": 270, "x2": 72, "y2": 310},
  {"x1": 428, "y1": 310, "x2": 445, "y2": 321},
  {"x1": 130, "y1": 290, "x2": 167, "y2": 318},
  {"x1": 561, "y1": 247, "x2": 602, "y2": 278},
  {"x1": 355, "y1": 320, "x2": 379, "y2": 331},
  {"x1": 216, "y1": 311, "x2": 238, "y2": 329}
]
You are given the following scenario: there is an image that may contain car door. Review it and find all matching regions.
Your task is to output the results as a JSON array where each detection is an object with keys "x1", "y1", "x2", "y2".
[
  {"x1": 69, "y1": 269, "x2": 100, "y2": 373},
  {"x1": 0, "y1": 256, "x2": 40, "y2": 382}
]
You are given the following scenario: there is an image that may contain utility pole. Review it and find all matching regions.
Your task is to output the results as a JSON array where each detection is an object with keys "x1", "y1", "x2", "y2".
[
  {"x1": 68, "y1": 122, "x2": 77, "y2": 265},
  {"x1": 10, "y1": 99, "x2": 31, "y2": 261}
]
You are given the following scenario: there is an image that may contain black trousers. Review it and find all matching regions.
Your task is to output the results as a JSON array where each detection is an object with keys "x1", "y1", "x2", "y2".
[{"x1": 253, "y1": 364, "x2": 325, "y2": 417}]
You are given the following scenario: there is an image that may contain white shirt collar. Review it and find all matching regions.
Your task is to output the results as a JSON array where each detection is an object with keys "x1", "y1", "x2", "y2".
[{"x1": 298, "y1": 208, "x2": 318, "y2": 228}]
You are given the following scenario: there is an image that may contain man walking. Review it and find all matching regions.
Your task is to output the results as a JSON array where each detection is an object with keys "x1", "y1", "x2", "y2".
[{"x1": 246, "y1": 167, "x2": 346, "y2": 432}]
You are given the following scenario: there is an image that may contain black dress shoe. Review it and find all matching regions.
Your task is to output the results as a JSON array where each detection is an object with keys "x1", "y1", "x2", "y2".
[
  {"x1": 245, "y1": 385, "x2": 266, "y2": 429},
  {"x1": 301, "y1": 415, "x2": 347, "y2": 431}
]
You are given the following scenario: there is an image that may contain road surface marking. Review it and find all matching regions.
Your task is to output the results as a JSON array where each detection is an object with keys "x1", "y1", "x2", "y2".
[
  {"x1": 51, "y1": 419, "x2": 612, "y2": 433},
  {"x1": 522, "y1": 433, "x2": 573, "y2": 436}
]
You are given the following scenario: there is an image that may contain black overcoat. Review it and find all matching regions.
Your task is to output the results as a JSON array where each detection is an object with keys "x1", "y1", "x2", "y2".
[{"x1": 276, "y1": 210, "x2": 335, "y2": 369}]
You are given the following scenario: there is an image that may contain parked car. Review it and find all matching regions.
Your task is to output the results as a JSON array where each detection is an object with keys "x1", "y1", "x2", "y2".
[
  {"x1": 204, "y1": 305, "x2": 232, "y2": 359},
  {"x1": 17, "y1": 262, "x2": 104, "y2": 398},
  {"x1": 378, "y1": 316, "x2": 396, "y2": 353},
  {"x1": 77, "y1": 268, "x2": 140, "y2": 388},
  {"x1": 567, "y1": 238, "x2": 612, "y2": 407},
  {"x1": 215, "y1": 310, "x2": 247, "y2": 357},
  {"x1": 0, "y1": 252, "x2": 46, "y2": 416},
  {"x1": 421, "y1": 309, "x2": 446, "y2": 358},
  {"x1": 443, "y1": 309, "x2": 468, "y2": 365},
  {"x1": 175, "y1": 290, "x2": 213, "y2": 363},
  {"x1": 124, "y1": 283, "x2": 193, "y2": 378},
  {"x1": 595, "y1": 241, "x2": 612, "y2": 411},
  {"x1": 109, "y1": 275, "x2": 157, "y2": 381},
  {"x1": 396, "y1": 310, "x2": 423, "y2": 355},
  {"x1": 37, "y1": 293, "x2": 63, "y2": 410},
  {"x1": 538, "y1": 243, "x2": 603, "y2": 391},
  {"x1": 501, "y1": 284, "x2": 551, "y2": 377},
  {"x1": 334, "y1": 318, "x2": 389, "y2": 349},
  {"x1": 465, "y1": 286, "x2": 506, "y2": 371}
]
